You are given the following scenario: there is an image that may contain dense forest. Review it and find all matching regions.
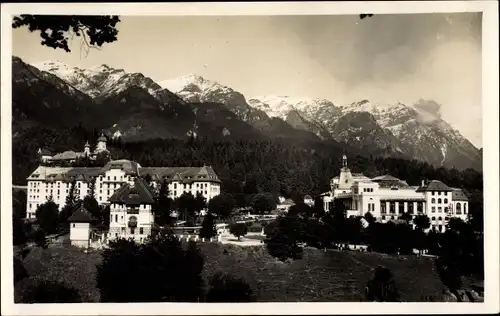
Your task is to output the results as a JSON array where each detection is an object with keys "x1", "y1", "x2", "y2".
[{"x1": 13, "y1": 125, "x2": 483, "y2": 208}]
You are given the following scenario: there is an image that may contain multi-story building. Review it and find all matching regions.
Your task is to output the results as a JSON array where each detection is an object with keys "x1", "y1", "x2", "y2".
[
  {"x1": 25, "y1": 138, "x2": 222, "y2": 220},
  {"x1": 108, "y1": 178, "x2": 156, "y2": 242},
  {"x1": 321, "y1": 155, "x2": 469, "y2": 233}
]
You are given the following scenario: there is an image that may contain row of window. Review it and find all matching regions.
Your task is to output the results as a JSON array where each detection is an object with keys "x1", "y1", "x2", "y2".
[
  {"x1": 431, "y1": 191, "x2": 448, "y2": 196},
  {"x1": 431, "y1": 198, "x2": 448, "y2": 204},
  {"x1": 362, "y1": 188, "x2": 374, "y2": 193}
]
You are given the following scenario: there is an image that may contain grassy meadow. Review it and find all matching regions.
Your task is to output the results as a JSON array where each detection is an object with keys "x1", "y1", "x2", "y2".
[{"x1": 14, "y1": 242, "x2": 450, "y2": 303}]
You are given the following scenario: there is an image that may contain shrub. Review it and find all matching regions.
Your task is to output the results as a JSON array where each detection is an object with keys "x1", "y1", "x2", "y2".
[
  {"x1": 229, "y1": 223, "x2": 248, "y2": 241},
  {"x1": 18, "y1": 278, "x2": 81, "y2": 303},
  {"x1": 365, "y1": 266, "x2": 400, "y2": 302},
  {"x1": 205, "y1": 272, "x2": 255, "y2": 302}
]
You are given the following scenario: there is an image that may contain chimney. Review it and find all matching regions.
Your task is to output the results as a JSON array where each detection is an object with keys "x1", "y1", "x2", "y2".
[{"x1": 421, "y1": 179, "x2": 426, "y2": 187}]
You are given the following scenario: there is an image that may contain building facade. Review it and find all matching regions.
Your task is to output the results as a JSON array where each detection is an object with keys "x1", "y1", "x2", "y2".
[
  {"x1": 108, "y1": 178, "x2": 156, "y2": 242},
  {"x1": 25, "y1": 137, "x2": 221, "y2": 220},
  {"x1": 321, "y1": 155, "x2": 469, "y2": 233}
]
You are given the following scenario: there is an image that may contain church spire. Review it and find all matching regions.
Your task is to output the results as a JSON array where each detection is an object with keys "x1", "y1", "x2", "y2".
[{"x1": 342, "y1": 154, "x2": 348, "y2": 169}]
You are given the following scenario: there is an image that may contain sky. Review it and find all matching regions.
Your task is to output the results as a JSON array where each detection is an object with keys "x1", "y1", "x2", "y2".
[{"x1": 12, "y1": 13, "x2": 483, "y2": 147}]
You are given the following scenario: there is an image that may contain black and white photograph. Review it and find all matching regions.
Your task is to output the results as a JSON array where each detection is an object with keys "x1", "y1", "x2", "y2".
[{"x1": 1, "y1": 1, "x2": 498, "y2": 315}]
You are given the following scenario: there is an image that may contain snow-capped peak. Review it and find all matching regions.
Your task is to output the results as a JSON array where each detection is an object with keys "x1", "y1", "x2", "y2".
[{"x1": 159, "y1": 74, "x2": 217, "y2": 93}]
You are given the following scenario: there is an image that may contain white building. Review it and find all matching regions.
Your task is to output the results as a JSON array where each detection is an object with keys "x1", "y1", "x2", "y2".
[
  {"x1": 108, "y1": 178, "x2": 156, "y2": 242},
  {"x1": 68, "y1": 205, "x2": 97, "y2": 248},
  {"x1": 25, "y1": 137, "x2": 221, "y2": 220},
  {"x1": 321, "y1": 155, "x2": 469, "y2": 233}
]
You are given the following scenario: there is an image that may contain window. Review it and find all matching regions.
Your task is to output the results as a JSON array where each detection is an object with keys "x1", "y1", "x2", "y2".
[
  {"x1": 432, "y1": 191, "x2": 435, "y2": 196},
  {"x1": 445, "y1": 217, "x2": 449, "y2": 221},
  {"x1": 381, "y1": 215, "x2": 386, "y2": 220},
  {"x1": 110, "y1": 214, "x2": 113, "y2": 222},
  {"x1": 114, "y1": 176, "x2": 116, "y2": 181},
  {"x1": 431, "y1": 198, "x2": 436, "y2": 203},
  {"x1": 464, "y1": 204, "x2": 467, "y2": 214},
  {"x1": 72, "y1": 223, "x2": 75, "y2": 228},
  {"x1": 438, "y1": 198, "x2": 442, "y2": 204},
  {"x1": 438, "y1": 217, "x2": 442, "y2": 221},
  {"x1": 444, "y1": 198, "x2": 448, "y2": 204},
  {"x1": 140, "y1": 227, "x2": 144, "y2": 235},
  {"x1": 432, "y1": 207, "x2": 436, "y2": 212},
  {"x1": 432, "y1": 216, "x2": 436, "y2": 220},
  {"x1": 130, "y1": 228, "x2": 135, "y2": 235},
  {"x1": 115, "y1": 214, "x2": 118, "y2": 222}
]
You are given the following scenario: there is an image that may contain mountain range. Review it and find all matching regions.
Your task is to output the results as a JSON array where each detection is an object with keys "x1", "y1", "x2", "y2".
[{"x1": 11, "y1": 56, "x2": 482, "y2": 171}]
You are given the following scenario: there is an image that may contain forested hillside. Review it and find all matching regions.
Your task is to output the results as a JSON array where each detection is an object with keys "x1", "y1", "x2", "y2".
[{"x1": 13, "y1": 125, "x2": 483, "y2": 206}]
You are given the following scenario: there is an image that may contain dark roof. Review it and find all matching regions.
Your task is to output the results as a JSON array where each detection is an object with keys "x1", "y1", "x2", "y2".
[
  {"x1": 39, "y1": 149, "x2": 52, "y2": 156},
  {"x1": 102, "y1": 159, "x2": 141, "y2": 176},
  {"x1": 416, "y1": 180, "x2": 452, "y2": 192},
  {"x1": 140, "y1": 166, "x2": 220, "y2": 183},
  {"x1": 97, "y1": 133, "x2": 107, "y2": 142},
  {"x1": 109, "y1": 178, "x2": 155, "y2": 205},
  {"x1": 451, "y1": 188, "x2": 469, "y2": 201},
  {"x1": 68, "y1": 205, "x2": 97, "y2": 223},
  {"x1": 372, "y1": 175, "x2": 401, "y2": 181}
]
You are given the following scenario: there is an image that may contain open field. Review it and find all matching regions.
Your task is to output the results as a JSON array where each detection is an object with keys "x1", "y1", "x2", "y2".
[{"x1": 14, "y1": 243, "x2": 451, "y2": 302}]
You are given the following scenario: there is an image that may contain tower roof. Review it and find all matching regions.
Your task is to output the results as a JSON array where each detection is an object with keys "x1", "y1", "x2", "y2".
[
  {"x1": 97, "y1": 133, "x2": 107, "y2": 142},
  {"x1": 109, "y1": 178, "x2": 155, "y2": 205},
  {"x1": 85, "y1": 141, "x2": 90, "y2": 147},
  {"x1": 68, "y1": 205, "x2": 97, "y2": 223}
]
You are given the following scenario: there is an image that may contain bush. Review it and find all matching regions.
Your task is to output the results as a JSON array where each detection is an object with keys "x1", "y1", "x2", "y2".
[
  {"x1": 18, "y1": 278, "x2": 81, "y2": 303},
  {"x1": 96, "y1": 230, "x2": 205, "y2": 302},
  {"x1": 365, "y1": 266, "x2": 400, "y2": 302},
  {"x1": 248, "y1": 223, "x2": 263, "y2": 233},
  {"x1": 229, "y1": 223, "x2": 248, "y2": 240},
  {"x1": 205, "y1": 272, "x2": 255, "y2": 302}
]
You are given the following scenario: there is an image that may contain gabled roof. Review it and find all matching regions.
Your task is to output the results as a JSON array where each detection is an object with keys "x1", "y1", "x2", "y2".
[
  {"x1": 139, "y1": 166, "x2": 221, "y2": 183},
  {"x1": 39, "y1": 149, "x2": 52, "y2": 156},
  {"x1": 372, "y1": 175, "x2": 401, "y2": 182},
  {"x1": 68, "y1": 205, "x2": 97, "y2": 223},
  {"x1": 109, "y1": 178, "x2": 155, "y2": 205},
  {"x1": 416, "y1": 180, "x2": 452, "y2": 192},
  {"x1": 51, "y1": 151, "x2": 85, "y2": 161},
  {"x1": 102, "y1": 159, "x2": 141, "y2": 176},
  {"x1": 451, "y1": 188, "x2": 469, "y2": 201}
]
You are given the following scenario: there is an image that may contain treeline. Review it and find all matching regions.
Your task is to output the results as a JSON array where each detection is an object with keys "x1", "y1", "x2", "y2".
[{"x1": 13, "y1": 125, "x2": 483, "y2": 206}]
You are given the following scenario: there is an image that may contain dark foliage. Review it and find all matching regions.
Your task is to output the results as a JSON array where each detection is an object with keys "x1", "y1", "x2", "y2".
[
  {"x1": 14, "y1": 257, "x2": 29, "y2": 285},
  {"x1": 199, "y1": 212, "x2": 217, "y2": 239},
  {"x1": 96, "y1": 230, "x2": 205, "y2": 302},
  {"x1": 251, "y1": 193, "x2": 277, "y2": 214},
  {"x1": 208, "y1": 193, "x2": 236, "y2": 218},
  {"x1": 365, "y1": 266, "x2": 400, "y2": 302},
  {"x1": 205, "y1": 273, "x2": 255, "y2": 302},
  {"x1": 13, "y1": 211, "x2": 27, "y2": 246},
  {"x1": 12, "y1": 15, "x2": 120, "y2": 52},
  {"x1": 18, "y1": 279, "x2": 82, "y2": 303},
  {"x1": 229, "y1": 222, "x2": 248, "y2": 240},
  {"x1": 153, "y1": 179, "x2": 173, "y2": 226},
  {"x1": 35, "y1": 198, "x2": 59, "y2": 235}
]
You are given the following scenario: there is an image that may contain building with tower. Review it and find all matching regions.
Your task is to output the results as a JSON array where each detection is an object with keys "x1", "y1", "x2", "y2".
[
  {"x1": 25, "y1": 134, "x2": 222, "y2": 236},
  {"x1": 321, "y1": 155, "x2": 469, "y2": 233},
  {"x1": 38, "y1": 132, "x2": 110, "y2": 164}
]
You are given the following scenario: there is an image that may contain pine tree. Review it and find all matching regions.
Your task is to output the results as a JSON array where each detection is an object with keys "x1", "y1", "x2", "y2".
[
  {"x1": 59, "y1": 180, "x2": 78, "y2": 228},
  {"x1": 154, "y1": 179, "x2": 172, "y2": 226},
  {"x1": 199, "y1": 212, "x2": 217, "y2": 239}
]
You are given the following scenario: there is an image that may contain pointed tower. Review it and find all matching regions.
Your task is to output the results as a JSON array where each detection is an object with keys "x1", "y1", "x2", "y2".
[
  {"x1": 95, "y1": 133, "x2": 107, "y2": 153},
  {"x1": 84, "y1": 141, "x2": 91, "y2": 157},
  {"x1": 337, "y1": 154, "x2": 354, "y2": 190}
]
